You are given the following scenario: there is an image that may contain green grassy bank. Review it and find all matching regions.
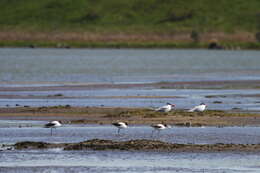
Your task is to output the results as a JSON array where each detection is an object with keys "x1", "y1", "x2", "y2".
[
  {"x1": 1, "y1": 40, "x2": 260, "y2": 49},
  {"x1": 0, "y1": 0, "x2": 260, "y2": 48}
]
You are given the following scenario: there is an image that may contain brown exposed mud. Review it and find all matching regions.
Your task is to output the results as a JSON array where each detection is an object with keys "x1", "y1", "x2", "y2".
[
  {"x1": 1, "y1": 106, "x2": 260, "y2": 126},
  {"x1": 14, "y1": 139, "x2": 260, "y2": 152}
]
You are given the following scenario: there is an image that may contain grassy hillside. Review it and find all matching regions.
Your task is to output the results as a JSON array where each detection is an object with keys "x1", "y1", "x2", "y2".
[
  {"x1": 1, "y1": 0, "x2": 260, "y2": 32},
  {"x1": 0, "y1": 0, "x2": 260, "y2": 48}
]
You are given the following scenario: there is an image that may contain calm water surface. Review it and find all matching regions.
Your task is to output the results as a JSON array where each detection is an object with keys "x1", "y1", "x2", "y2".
[
  {"x1": 1, "y1": 48, "x2": 260, "y2": 110},
  {"x1": 1, "y1": 150, "x2": 260, "y2": 173},
  {"x1": 0, "y1": 88, "x2": 260, "y2": 110},
  {"x1": 1, "y1": 48, "x2": 260, "y2": 83},
  {"x1": 1, "y1": 124, "x2": 260, "y2": 173},
  {"x1": 1, "y1": 123, "x2": 260, "y2": 145}
]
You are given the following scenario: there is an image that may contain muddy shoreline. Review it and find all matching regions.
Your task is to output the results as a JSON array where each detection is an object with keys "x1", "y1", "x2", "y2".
[
  {"x1": 1, "y1": 106, "x2": 260, "y2": 126},
  {"x1": 1, "y1": 80, "x2": 260, "y2": 91},
  {"x1": 12, "y1": 139, "x2": 260, "y2": 152}
]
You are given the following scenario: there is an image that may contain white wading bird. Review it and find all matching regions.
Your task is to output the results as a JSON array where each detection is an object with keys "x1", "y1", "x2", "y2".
[
  {"x1": 44, "y1": 121, "x2": 62, "y2": 136},
  {"x1": 188, "y1": 103, "x2": 207, "y2": 112},
  {"x1": 112, "y1": 122, "x2": 128, "y2": 134},
  {"x1": 155, "y1": 103, "x2": 175, "y2": 112},
  {"x1": 151, "y1": 123, "x2": 171, "y2": 136}
]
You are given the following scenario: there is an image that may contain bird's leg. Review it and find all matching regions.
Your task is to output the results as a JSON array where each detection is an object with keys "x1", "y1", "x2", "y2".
[
  {"x1": 117, "y1": 128, "x2": 120, "y2": 135},
  {"x1": 51, "y1": 128, "x2": 53, "y2": 136},
  {"x1": 158, "y1": 130, "x2": 161, "y2": 136},
  {"x1": 151, "y1": 130, "x2": 155, "y2": 137}
]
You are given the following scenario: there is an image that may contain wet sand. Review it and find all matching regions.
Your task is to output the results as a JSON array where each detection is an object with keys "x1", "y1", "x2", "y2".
[
  {"x1": 1, "y1": 106, "x2": 260, "y2": 126},
  {"x1": 1, "y1": 80, "x2": 260, "y2": 91}
]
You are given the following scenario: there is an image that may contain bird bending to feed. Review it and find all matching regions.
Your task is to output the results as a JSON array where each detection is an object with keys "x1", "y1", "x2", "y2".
[
  {"x1": 155, "y1": 103, "x2": 175, "y2": 112},
  {"x1": 151, "y1": 123, "x2": 171, "y2": 136},
  {"x1": 112, "y1": 122, "x2": 128, "y2": 134},
  {"x1": 188, "y1": 103, "x2": 207, "y2": 112},
  {"x1": 44, "y1": 121, "x2": 62, "y2": 136}
]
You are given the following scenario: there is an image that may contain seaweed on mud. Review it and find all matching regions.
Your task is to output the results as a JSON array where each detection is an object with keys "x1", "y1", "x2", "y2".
[
  {"x1": 61, "y1": 139, "x2": 177, "y2": 151},
  {"x1": 213, "y1": 101, "x2": 223, "y2": 104},
  {"x1": 2, "y1": 107, "x2": 260, "y2": 127},
  {"x1": 13, "y1": 139, "x2": 260, "y2": 152},
  {"x1": 47, "y1": 93, "x2": 64, "y2": 97},
  {"x1": 205, "y1": 95, "x2": 227, "y2": 98},
  {"x1": 15, "y1": 141, "x2": 50, "y2": 149},
  {"x1": 104, "y1": 109, "x2": 153, "y2": 118},
  {"x1": 143, "y1": 112, "x2": 169, "y2": 118},
  {"x1": 105, "y1": 111, "x2": 132, "y2": 118},
  {"x1": 50, "y1": 105, "x2": 71, "y2": 109},
  {"x1": 70, "y1": 119, "x2": 100, "y2": 124}
]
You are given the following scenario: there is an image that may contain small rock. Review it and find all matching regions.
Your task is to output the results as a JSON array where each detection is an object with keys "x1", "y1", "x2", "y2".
[
  {"x1": 208, "y1": 41, "x2": 224, "y2": 50},
  {"x1": 65, "y1": 104, "x2": 71, "y2": 108},
  {"x1": 213, "y1": 101, "x2": 223, "y2": 104}
]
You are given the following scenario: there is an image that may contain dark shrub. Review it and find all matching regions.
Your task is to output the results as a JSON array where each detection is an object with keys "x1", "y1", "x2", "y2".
[
  {"x1": 256, "y1": 32, "x2": 260, "y2": 42},
  {"x1": 190, "y1": 30, "x2": 200, "y2": 42}
]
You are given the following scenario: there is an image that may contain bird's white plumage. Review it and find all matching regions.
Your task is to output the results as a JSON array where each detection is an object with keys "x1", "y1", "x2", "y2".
[
  {"x1": 113, "y1": 122, "x2": 128, "y2": 129},
  {"x1": 155, "y1": 103, "x2": 175, "y2": 112},
  {"x1": 112, "y1": 122, "x2": 128, "y2": 134},
  {"x1": 44, "y1": 121, "x2": 62, "y2": 136},
  {"x1": 152, "y1": 124, "x2": 166, "y2": 130},
  {"x1": 151, "y1": 123, "x2": 171, "y2": 136},
  {"x1": 151, "y1": 124, "x2": 171, "y2": 130},
  {"x1": 188, "y1": 103, "x2": 207, "y2": 112},
  {"x1": 44, "y1": 121, "x2": 62, "y2": 128}
]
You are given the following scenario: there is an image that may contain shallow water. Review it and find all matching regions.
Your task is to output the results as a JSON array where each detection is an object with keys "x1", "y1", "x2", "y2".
[
  {"x1": 1, "y1": 123, "x2": 260, "y2": 145},
  {"x1": 2, "y1": 123, "x2": 260, "y2": 172},
  {"x1": 1, "y1": 48, "x2": 260, "y2": 111},
  {"x1": 1, "y1": 150, "x2": 260, "y2": 173},
  {"x1": 1, "y1": 48, "x2": 260, "y2": 84},
  {"x1": 1, "y1": 88, "x2": 260, "y2": 111}
]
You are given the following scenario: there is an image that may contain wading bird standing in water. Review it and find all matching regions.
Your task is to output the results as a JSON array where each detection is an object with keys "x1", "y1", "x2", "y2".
[
  {"x1": 44, "y1": 121, "x2": 62, "y2": 136},
  {"x1": 151, "y1": 123, "x2": 171, "y2": 137},
  {"x1": 112, "y1": 122, "x2": 128, "y2": 135},
  {"x1": 155, "y1": 103, "x2": 175, "y2": 112}
]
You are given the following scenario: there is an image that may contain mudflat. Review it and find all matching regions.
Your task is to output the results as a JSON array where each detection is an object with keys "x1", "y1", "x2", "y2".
[
  {"x1": 13, "y1": 139, "x2": 260, "y2": 152},
  {"x1": 1, "y1": 80, "x2": 260, "y2": 91},
  {"x1": 1, "y1": 106, "x2": 260, "y2": 127}
]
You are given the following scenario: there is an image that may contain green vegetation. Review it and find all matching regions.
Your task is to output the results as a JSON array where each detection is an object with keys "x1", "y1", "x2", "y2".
[
  {"x1": 1, "y1": 0, "x2": 260, "y2": 32},
  {"x1": 0, "y1": 40, "x2": 211, "y2": 48},
  {"x1": 0, "y1": 0, "x2": 260, "y2": 48}
]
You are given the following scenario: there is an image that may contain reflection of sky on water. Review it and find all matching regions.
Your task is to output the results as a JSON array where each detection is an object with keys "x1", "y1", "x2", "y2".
[
  {"x1": 0, "y1": 89, "x2": 260, "y2": 111},
  {"x1": 1, "y1": 48, "x2": 260, "y2": 83},
  {"x1": 1, "y1": 145, "x2": 260, "y2": 172},
  {"x1": 1, "y1": 48, "x2": 260, "y2": 110},
  {"x1": 1, "y1": 125, "x2": 260, "y2": 145}
]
